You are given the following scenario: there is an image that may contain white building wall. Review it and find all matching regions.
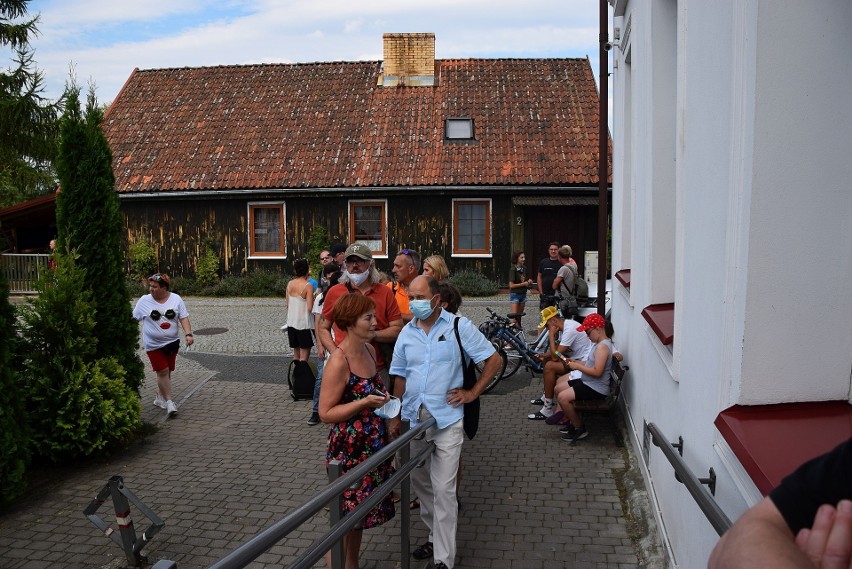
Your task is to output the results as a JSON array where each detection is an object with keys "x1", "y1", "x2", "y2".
[{"x1": 610, "y1": 0, "x2": 852, "y2": 566}]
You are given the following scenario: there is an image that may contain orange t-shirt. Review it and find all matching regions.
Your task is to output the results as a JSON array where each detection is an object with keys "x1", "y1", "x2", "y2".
[{"x1": 387, "y1": 281, "x2": 410, "y2": 316}]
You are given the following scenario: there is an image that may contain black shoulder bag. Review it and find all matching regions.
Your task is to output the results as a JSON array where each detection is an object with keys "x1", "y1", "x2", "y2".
[{"x1": 453, "y1": 317, "x2": 480, "y2": 440}]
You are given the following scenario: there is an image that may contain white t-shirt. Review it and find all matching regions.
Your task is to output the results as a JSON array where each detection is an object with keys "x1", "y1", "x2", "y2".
[
  {"x1": 559, "y1": 321, "x2": 592, "y2": 380},
  {"x1": 133, "y1": 293, "x2": 189, "y2": 351}
]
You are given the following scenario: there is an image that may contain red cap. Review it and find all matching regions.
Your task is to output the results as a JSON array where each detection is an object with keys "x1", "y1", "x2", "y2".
[{"x1": 576, "y1": 313, "x2": 606, "y2": 332}]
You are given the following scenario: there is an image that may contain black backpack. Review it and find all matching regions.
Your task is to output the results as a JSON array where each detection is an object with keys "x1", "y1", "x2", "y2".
[{"x1": 288, "y1": 360, "x2": 315, "y2": 401}]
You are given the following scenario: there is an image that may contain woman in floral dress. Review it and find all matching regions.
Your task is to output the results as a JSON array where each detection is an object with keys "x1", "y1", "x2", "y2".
[{"x1": 319, "y1": 293, "x2": 395, "y2": 569}]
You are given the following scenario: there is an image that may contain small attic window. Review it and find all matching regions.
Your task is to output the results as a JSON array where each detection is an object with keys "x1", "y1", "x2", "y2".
[{"x1": 445, "y1": 118, "x2": 474, "y2": 140}]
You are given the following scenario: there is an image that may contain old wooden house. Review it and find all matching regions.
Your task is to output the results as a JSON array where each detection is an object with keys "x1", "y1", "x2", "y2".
[{"x1": 103, "y1": 33, "x2": 611, "y2": 281}]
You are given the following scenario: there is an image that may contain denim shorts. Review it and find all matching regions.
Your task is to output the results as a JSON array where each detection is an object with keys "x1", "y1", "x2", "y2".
[{"x1": 509, "y1": 292, "x2": 527, "y2": 303}]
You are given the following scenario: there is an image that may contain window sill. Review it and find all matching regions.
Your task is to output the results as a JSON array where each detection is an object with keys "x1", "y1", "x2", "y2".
[
  {"x1": 641, "y1": 303, "x2": 674, "y2": 345},
  {"x1": 715, "y1": 401, "x2": 852, "y2": 495},
  {"x1": 615, "y1": 268, "x2": 631, "y2": 289}
]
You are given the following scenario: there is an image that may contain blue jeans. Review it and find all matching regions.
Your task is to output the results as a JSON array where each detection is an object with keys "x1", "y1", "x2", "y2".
[{"x1": 312, "y1": 356, "x2": 324, "y2": 413}]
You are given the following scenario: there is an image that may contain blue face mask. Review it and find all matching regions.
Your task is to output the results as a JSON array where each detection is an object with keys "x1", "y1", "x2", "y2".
[{"x1": 409, "y1": 296, "x2": 437, "y2": 320}]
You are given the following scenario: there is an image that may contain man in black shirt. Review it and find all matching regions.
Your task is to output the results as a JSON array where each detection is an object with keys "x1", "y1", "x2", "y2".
[
  {"x1": 537, "y1": 242, "x2": 563, "y2": 310},
  {"x1": 709, "y1": 437, "x2": 852, "y2": 568}
]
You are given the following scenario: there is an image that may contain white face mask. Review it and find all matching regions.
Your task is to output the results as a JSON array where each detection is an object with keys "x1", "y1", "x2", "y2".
[{"x1": 347, "y1": 270, "x2": 369, "y2": 286}]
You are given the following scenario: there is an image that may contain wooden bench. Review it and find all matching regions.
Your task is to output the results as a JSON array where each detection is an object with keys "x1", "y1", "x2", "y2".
[{"x1": 573, "y1": 356, "x2": 628, "y2": 413}]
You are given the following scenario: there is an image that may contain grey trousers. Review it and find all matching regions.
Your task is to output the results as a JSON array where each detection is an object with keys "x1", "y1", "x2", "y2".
[{"x1": 411, "y1": 408, "x2": 464, "y2": 568}]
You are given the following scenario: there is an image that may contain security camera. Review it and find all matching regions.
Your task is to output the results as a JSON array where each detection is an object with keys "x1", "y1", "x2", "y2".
[{"x1": 603, "y1": 41, "x2": 614, "y2": 51}]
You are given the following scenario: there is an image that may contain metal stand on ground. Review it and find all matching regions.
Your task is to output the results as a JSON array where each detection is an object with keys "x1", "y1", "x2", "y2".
[{"x1": 83, "y1": 475, "x2": 166, "y2": 567}]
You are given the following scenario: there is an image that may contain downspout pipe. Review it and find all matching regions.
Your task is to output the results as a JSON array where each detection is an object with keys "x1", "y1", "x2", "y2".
[{"x1": 597, "y1": 0, "x2": 609, "y2": 316}]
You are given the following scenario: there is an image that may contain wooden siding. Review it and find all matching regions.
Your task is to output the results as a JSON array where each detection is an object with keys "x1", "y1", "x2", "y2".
[{"x1": 121, "y1": 193, "x2": 517, "y2": 281}]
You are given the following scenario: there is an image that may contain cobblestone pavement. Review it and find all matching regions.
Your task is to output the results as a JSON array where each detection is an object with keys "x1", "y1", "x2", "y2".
[{"x1": 0, "y1": 296, "x2": 652, "y2": 569}]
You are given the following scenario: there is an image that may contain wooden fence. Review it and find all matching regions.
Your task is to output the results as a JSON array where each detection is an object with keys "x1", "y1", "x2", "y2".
[{"x1": 1, "y1": 254, "x2": 50, "y2": 294}]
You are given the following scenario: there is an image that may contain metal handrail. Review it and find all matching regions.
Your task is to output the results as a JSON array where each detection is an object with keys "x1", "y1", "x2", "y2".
[
  {"x1": 205, "y1": 416, "x2": 437, "y2": 569},
  {"x1": 645, "y1": 422, "x2": 732, "y2": 536}
]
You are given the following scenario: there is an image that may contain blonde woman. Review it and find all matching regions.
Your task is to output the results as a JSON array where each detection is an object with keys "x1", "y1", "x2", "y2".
[{"x1": 422, "y1": 255, "x2": 449, "y2": 282}]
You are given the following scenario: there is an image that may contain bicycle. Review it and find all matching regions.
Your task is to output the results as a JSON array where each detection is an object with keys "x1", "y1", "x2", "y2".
[{"x1": 476, "y1": 308, "x2": 558, "y2": 393}]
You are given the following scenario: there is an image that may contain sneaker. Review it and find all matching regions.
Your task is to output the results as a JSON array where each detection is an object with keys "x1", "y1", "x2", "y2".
[
  {"x1": 165, "y1": 400, "x2": 178, "y2": 416},
  {"x1": 306, "y1": 412, "x2": 320, "y2": 426},
  {"x1": 153, "y1": 394, "x2": 166, "y2": 409},
  {"x1": 562, "y1": 426, "x2": 588, "y2": 441},
  {"x1": 559, "y1": 421, "x2": 575, "y2": 434},
  {"x1": 412, "y1": 541, "x2": 433, "y2": 561}
]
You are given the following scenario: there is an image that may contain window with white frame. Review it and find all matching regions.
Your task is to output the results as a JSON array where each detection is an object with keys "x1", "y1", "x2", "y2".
[
  {"x1": 452, "y1": 199, "x2": 491, "y2": 256},
  {"x1": 248, "y1": 203, "x2": 285, "y2": 257},
  {"x1": 348, "y1": 200, "x2": 387, "y2": 257}
]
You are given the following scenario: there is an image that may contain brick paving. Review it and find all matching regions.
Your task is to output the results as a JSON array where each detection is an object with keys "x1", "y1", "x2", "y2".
[{"x1": 0, "y1": 297, "x2": 649, "y2": 569}]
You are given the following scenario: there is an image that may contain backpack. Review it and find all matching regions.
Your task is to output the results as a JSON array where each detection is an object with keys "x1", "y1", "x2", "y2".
[
  {"x1": 288, "y1": 359, "x2": 315, "y2": 401},
  {"x1": 558, "y1": 263, "x2": 589, "y2": 300}
]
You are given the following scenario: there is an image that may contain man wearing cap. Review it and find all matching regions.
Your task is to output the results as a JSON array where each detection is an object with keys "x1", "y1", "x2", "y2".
[
  {"x1": 329, "y1": 243, "x2": 347, "y2": 267},
  {"x1": 555, "y1": 313, "x2": 614, "y2": 441},
  {"x1": 527, "y1": 306, "x2": 592, "y2": 421},
  {"x1": 318, "y1": 243, "x2": 403, "y2": 376}
]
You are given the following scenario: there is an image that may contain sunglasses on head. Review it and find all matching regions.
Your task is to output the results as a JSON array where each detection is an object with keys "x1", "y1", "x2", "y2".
[
  {"x1": 150, "y1": 273, "x2": 164, "y2": 281},
  {"x1": 150, "y1": 309, "x2": 176, "y2": 321}
]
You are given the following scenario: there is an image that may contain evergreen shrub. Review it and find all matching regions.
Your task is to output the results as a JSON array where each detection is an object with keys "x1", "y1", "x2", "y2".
[
  {"x1": 0, "y1": 272, "x2": 29, "y2": 507},
  {"x1": 449, "y1": 269, "x2": 500, "y2": 297},
  {"x1": 128, "y1": 240, "x2": 157, "y2": 282},
  {"x1": 19, "y1": 254, "x2": 141, "y2": 462},
  {"x1": 195, "y1": 241, "x2": 220, "y2": 287}
]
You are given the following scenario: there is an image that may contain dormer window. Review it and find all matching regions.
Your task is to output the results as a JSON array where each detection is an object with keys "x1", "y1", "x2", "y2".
[{"x1": 445, "y1": 118, "x2": 474, "y2": 140}]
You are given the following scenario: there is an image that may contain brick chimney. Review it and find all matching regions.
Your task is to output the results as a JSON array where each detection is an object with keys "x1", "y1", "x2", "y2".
[{"x1": 380, "y1": 33, "x2": 436, "y2": 87}]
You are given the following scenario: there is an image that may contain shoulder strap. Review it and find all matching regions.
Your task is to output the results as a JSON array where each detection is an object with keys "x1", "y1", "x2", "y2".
[
  {"x1": 345, "y1": 282, "x2": 357, "y2": 294},
  {"x1": 453, "y1": 317, "x2": 469, "y2": 366}
]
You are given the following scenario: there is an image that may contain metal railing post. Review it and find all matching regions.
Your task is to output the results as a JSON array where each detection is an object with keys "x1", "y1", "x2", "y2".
[
  {"x1": 644, "y1": 422, "x2": 732, "y2": 535},
  {"x1": 327, "y1": 461, "x2": 345, "y2": 569}
]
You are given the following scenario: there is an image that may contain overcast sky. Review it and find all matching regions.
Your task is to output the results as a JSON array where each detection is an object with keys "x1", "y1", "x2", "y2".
[{"x1": 24, "y1": 0, "x2": 611, "y2": 105}]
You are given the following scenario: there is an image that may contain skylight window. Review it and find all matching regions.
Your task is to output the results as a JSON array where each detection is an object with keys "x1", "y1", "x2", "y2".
[{"x1": 445, "y1": 118, "x2": 474, "y2": 140}]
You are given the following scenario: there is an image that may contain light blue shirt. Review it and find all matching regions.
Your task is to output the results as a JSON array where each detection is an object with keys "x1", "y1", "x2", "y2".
[{"x1": 390, "y1": 308, "x2": 495, "y2": 429}]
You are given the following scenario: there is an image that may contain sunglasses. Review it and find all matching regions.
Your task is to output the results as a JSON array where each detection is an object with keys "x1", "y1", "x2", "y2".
[
  {"x1": 320, "y1": 256, "x2": 331, "y2": 261},
  {"x1": 150, "y1": 309, "x2": 177, "y2": 321}
]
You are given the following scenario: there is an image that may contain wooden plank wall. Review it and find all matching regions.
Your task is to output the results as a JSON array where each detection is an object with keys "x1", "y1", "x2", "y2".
[{"x1": 121, "y1": 194, "x2": 514, "y2": 282}]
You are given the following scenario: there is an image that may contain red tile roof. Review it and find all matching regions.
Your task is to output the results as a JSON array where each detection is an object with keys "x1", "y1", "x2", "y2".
[{"x1": 103, "y1": 59, "x2": 610, "y2": 193}]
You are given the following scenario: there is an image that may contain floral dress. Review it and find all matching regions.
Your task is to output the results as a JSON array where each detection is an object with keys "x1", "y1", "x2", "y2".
[{"x1": 326, "y1": 358, "x2": 395, "y2": 529}]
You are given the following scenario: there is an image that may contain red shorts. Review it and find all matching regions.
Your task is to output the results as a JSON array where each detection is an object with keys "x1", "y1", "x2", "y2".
[{"x1": 146, "y1": 348, "x2": 177, "y2": 372}]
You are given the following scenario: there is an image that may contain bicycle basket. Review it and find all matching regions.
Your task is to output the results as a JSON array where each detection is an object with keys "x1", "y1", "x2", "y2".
[{"x1": 478, "y1": 320, "x2": 501, "y2": 339}]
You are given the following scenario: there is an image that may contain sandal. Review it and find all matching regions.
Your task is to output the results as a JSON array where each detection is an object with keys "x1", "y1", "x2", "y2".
[
  {"x1": 527, "y1": 411, "x2": 551, "y2": 420},
  {"x1": 530, "y1": 397, "x2": 544, "y2": 405},
  {"x1": 412, "y1": 541, "x2": 433, "y2": 561},
  {"x1": 409, "y1": 497, "x2": 420, "y2": 510}
]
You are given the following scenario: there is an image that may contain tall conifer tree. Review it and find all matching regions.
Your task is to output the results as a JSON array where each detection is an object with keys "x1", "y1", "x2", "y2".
[
  {"x1": 0, "y1": 271, "x2": 28, "y2": 506},
  {"x1": 55, "y1": 87, "x2": 143, "y2": 391},
  {"x1": 0, "y1": 0, "x2": 61, "y2": 207}
]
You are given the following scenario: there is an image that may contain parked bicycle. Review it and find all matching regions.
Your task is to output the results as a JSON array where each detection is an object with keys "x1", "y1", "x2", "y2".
[{"x1": 476, "y1": 307, "x2": 560, "y2": 393}]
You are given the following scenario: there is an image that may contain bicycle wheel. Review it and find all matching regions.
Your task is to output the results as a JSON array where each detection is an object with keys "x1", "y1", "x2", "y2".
[
  {"x1": 477, "y1": 339, "x2": 507, "y2": 394},
  {"x1": 502, "y1": 344, "x2": 524, "y2": 378},
  {"x1": 500, "y1": 327, "x2": 527, "y2": 378}
]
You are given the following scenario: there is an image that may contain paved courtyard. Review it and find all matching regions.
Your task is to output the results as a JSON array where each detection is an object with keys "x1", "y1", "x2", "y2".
[{"x1": 0, "y1": 297, "x2": 658, "y2": 568}]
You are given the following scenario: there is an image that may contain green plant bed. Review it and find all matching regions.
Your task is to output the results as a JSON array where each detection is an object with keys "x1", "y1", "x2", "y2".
[{"x1": 449, "y1": 269, "x2": 500, "y2": 297}]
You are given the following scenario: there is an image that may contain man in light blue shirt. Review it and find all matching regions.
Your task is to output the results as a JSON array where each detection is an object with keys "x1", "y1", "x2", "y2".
[{"x1": 389, "y1": 275, "x2": 503, "y2": 569}]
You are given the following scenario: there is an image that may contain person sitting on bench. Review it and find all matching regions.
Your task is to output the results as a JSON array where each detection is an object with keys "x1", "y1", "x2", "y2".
[{"x1": 555, "y1": 313, "x2": 615, "y2": 441}]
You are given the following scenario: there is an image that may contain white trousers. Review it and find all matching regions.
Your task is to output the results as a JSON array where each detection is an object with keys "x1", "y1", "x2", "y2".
[{"x1": 411, "y1": 408, "x2": 464, "y2": 568}]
